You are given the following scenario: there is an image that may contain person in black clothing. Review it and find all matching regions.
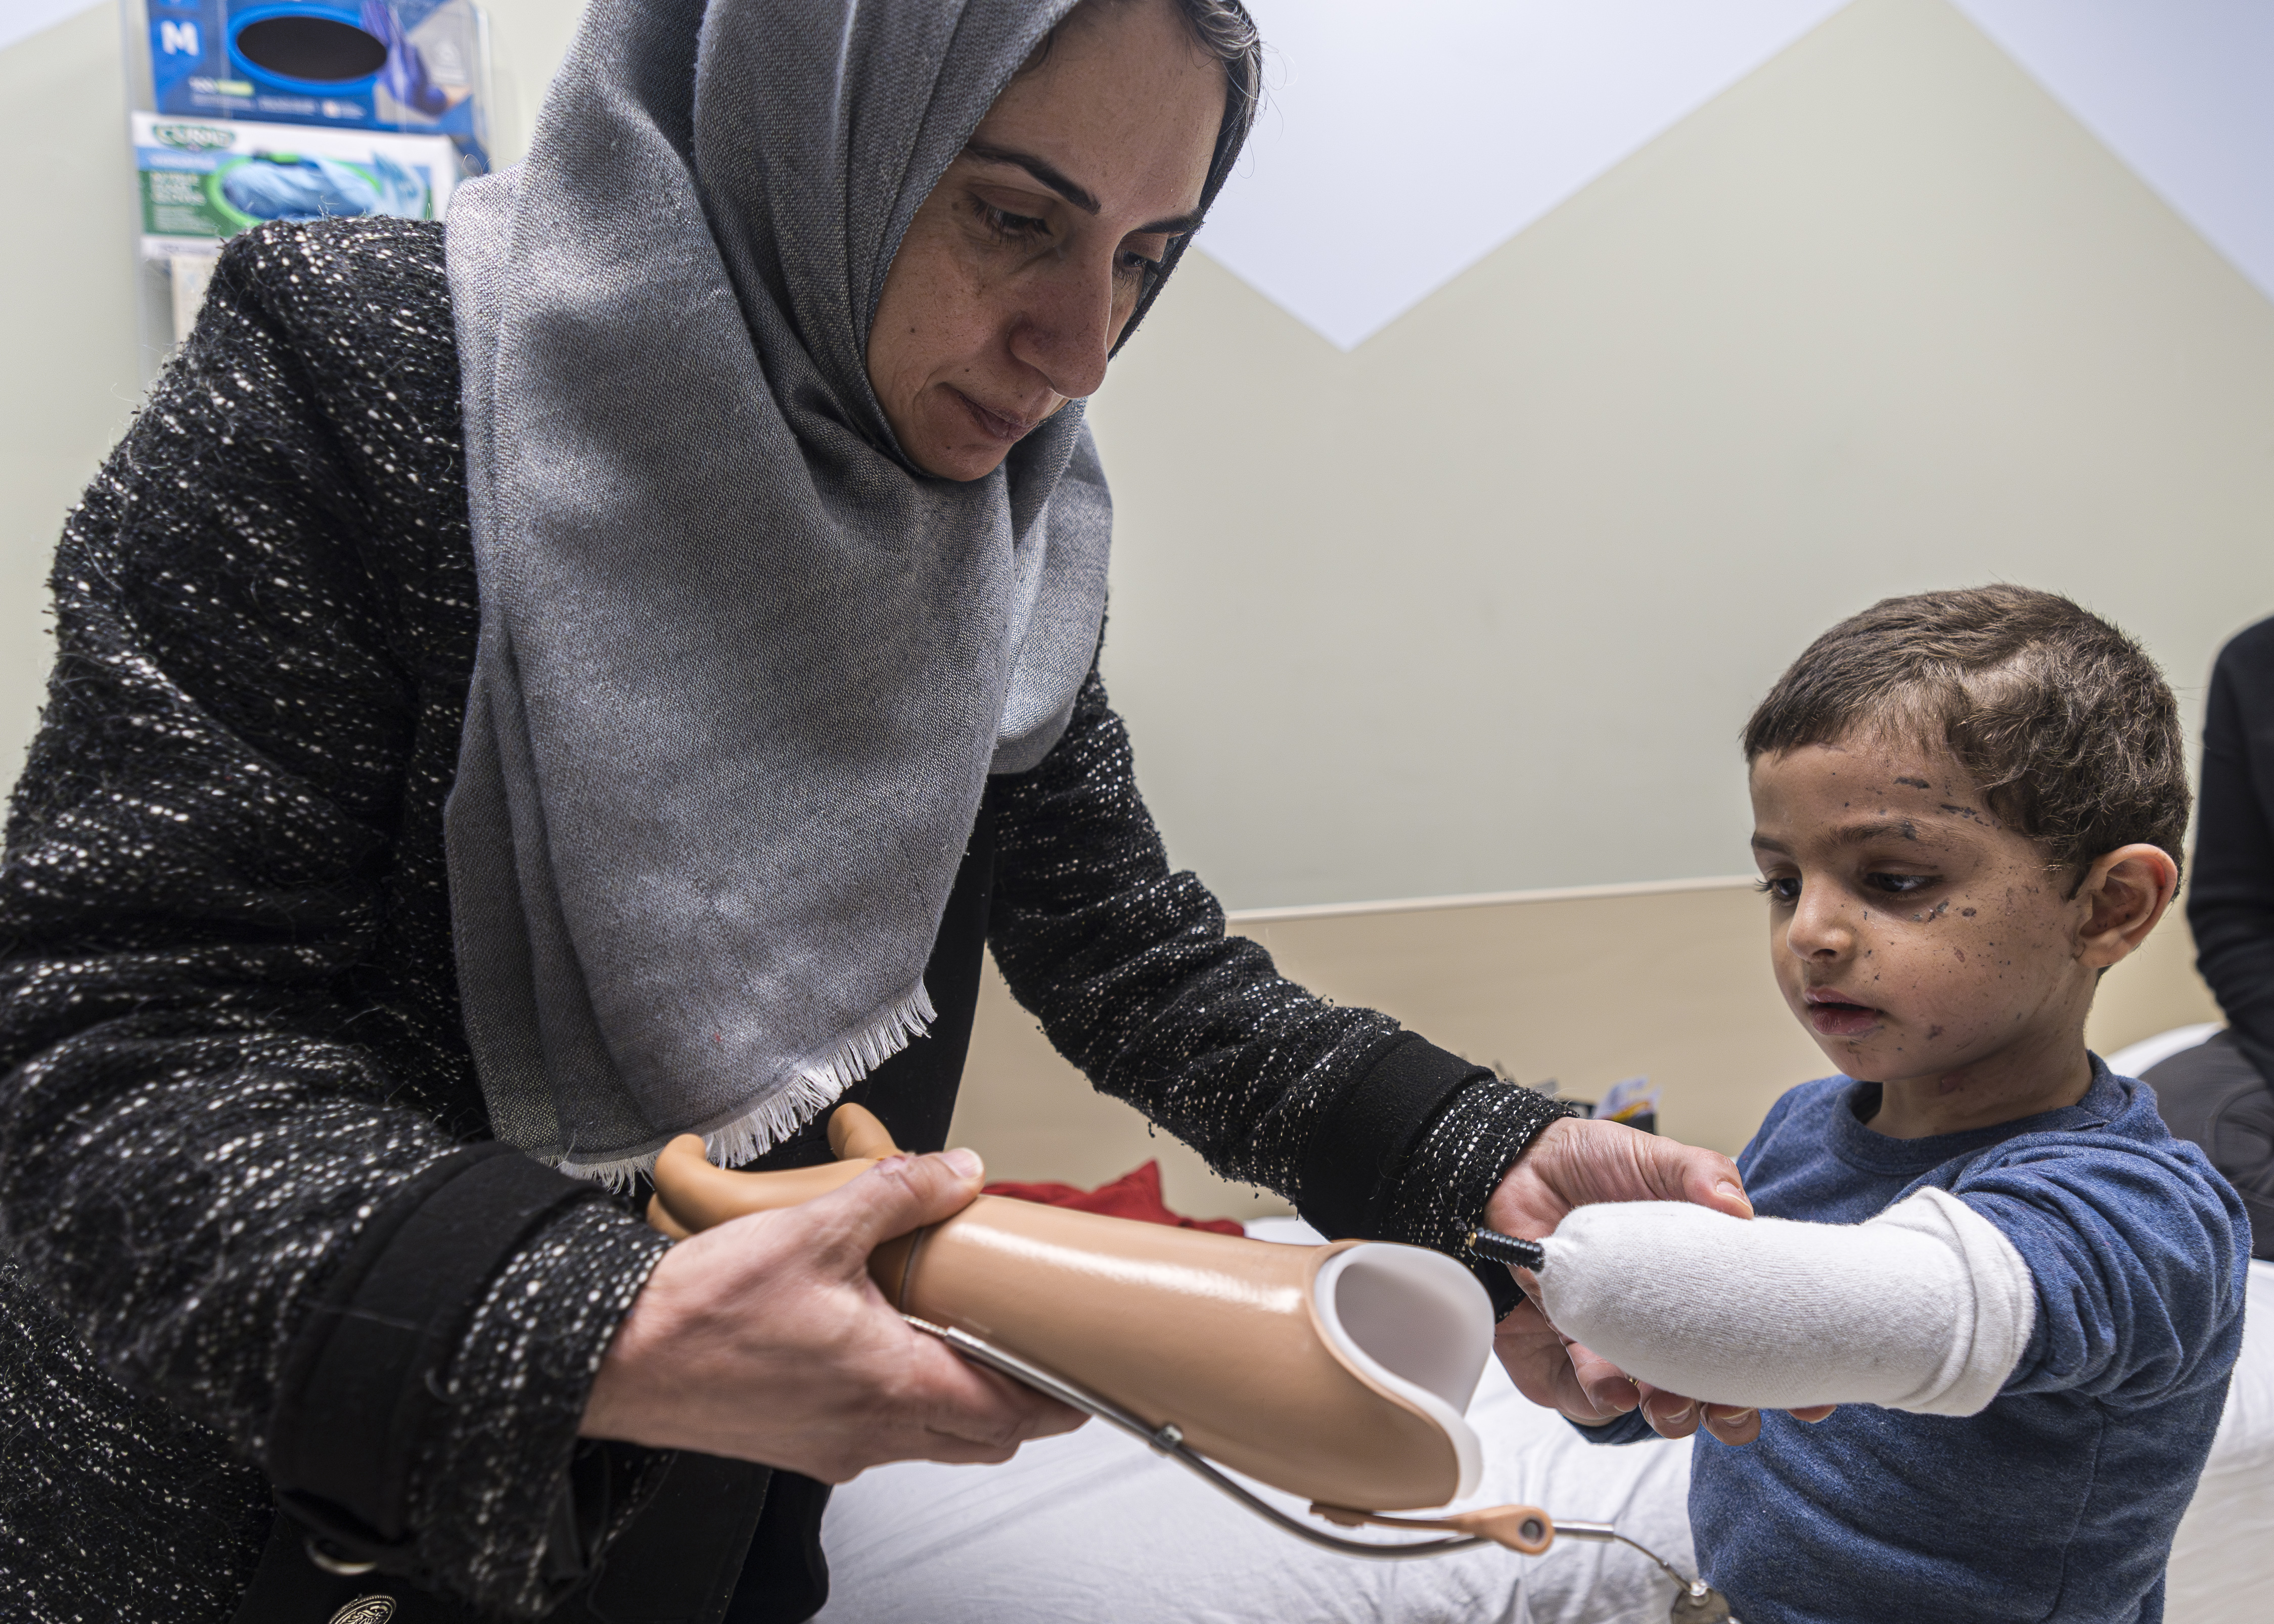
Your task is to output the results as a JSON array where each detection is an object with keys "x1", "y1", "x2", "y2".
[
  {"x1": 0, "y1": 3, "x2": 1764, "y2": 1621},
  {"x1": 2145, "y1": 615, "x2": 2274, "y2": 1259}
]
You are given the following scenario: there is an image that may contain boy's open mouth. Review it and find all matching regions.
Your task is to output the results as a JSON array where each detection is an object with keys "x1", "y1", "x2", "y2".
[{"x1": 1802, "y1": 988, "x2": 1881, "y2": 1038}]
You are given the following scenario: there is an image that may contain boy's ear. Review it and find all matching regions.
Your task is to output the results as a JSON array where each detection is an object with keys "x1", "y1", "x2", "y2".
[{"x1": 2076, "y1": 844, "x2": 2180, "y2": 969}]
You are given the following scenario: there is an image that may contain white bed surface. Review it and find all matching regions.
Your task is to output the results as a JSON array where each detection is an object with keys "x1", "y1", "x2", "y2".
[{"x1": 2168, "y1": 1257, "x2": 2274, "y2": 1622}]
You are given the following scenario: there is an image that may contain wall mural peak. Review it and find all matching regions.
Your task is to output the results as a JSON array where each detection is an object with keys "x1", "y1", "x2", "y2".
[{"x1": 1198, "y1": 0, "x2": 2272, "y2": 352}]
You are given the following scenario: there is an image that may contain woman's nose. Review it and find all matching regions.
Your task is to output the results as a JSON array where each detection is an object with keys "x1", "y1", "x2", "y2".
[{"x1": 1006, "y1": 253, "x2": 1118, "y2": 401}]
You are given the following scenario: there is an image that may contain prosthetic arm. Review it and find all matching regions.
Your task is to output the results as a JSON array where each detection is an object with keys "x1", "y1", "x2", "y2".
[
  {"x1": 651, "y1": 1109, "x2": 1744, "y2": 1618},
  {"x1": 1531, "y1": 1189, "x2": 2037, "y2": 1416}
]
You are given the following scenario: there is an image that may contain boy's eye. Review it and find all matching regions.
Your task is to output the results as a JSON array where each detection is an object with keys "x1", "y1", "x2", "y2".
[
  {"x1": 1755, "y1": 875, "x2": 1801, "y2": 905},
  {"x1": 1864, "y1": 872, "x2": 1936, "y2": 896}
]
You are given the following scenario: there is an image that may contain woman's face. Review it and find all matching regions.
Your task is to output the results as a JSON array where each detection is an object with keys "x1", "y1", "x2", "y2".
[{"x1": 867, "y1": 0, "x2": 1224, "y2": 481}]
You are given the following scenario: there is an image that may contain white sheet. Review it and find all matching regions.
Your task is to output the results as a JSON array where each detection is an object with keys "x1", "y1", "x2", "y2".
[
  {"x1": 2169, "y1": 1257, "x2": 2274, "y2": 1623},
  {"x1": 818, "y1": 1229, "x2": 2274, "y2": 1623}
]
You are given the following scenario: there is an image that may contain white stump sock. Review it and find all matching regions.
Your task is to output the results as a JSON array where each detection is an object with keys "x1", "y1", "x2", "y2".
[{"x1": 1535, "y1": 1188, "x2": 2035, "y2": 1415}]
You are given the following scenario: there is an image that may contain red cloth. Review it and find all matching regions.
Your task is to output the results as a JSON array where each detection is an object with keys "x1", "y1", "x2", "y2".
[{"x1": 983, "y1": 1159, "x2": 1247, "y2": 1235}]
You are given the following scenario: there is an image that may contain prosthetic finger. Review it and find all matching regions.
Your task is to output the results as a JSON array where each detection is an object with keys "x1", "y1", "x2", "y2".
[
  {"x1": 645, "y1": 1132, "x2": 883, "y2": 1235},
  {"x1": 644, "y1": 1102, "x2": 908, "y2": 1236},
  {"x1": 827, "y1": 1102, "x2": 903, "y2": 1159}
]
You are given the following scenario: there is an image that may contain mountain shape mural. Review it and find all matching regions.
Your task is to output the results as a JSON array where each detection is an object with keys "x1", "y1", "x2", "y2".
[{"x1": 1199, "y1": 0, "x2": 2273, "y2": 349}]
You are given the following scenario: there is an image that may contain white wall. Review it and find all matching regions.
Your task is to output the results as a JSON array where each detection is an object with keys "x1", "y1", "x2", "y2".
[
  {"x1": 5, "y1": 0, "x2": 2270, "y2": 915},
  {"x1": 1, "y1": 3, "x2": 138, "y2": 785},
  {"x1": 0, "y1": 0, "x2": 579, "y2": 796},
  {"x1": 1089, "y1": 0, "x2": 2274, "y2": 908}
]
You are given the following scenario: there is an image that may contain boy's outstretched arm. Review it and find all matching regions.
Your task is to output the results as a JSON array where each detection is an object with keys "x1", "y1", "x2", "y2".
[
  {"x1": 1513, "y1": 1191, "x2": 2038, "y2": 1421},
  {"x1": 1510, "y1": 1132, "x2": 2249, "y2": 1440},
  {"x1": 1484, "y1": 1119, "x2": 1814, "y2": 1443}
]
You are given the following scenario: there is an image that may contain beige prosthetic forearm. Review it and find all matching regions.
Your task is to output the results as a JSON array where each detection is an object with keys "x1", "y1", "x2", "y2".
[
  {"x1": 1534, "y1": 1188, "x2": 2036, "y2": 1416},
  {"x1": 649, "y1": 1107, "x2": 1493, "y2": 1512}
]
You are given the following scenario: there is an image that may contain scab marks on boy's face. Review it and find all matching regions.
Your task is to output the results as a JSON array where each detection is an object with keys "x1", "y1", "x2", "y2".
[{"x1": 1747, "y1": 733, "x2": 2102, "y2": 1122}]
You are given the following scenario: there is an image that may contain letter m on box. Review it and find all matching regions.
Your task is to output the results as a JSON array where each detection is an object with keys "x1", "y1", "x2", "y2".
[{"x1": 160, "y1": 20, "x2": 199, "y2": 55}]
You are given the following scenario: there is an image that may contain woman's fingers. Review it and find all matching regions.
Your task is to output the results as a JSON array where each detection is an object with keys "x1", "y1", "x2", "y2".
[
  {"x1": 1492, "y1": 1300, "x2": 1641, "y2": 1424},
  {"x1": 1638, "y1": 1383, "x2": 1702, "y2": 1439},
  {"x1": 1491, "y1": 1300, "x2": 1583, "y2": 1413},
  {"x1": 1565, "y1": 1338, "x2": 1644, "y2": 1418},
  {"x1": 1479, "y1": 1121, "x2": 1794, "y2": 1450},
  {"x1": 900, "y1": 1325, "x2": 1087, "y2": 1450},
  {"x1": 1638, "y1": 1388, "x2": 1757, "y2": 1445},
  {"x1": 786, "y1": 1323, "x2": 1085, "y2": 1482},
  {"x1": 583, "y1": 1147, "x2": 1090, "y2": 1482},
  {"x1": 1583, "y1": 1120, "x2": 1750, "y2": 1217}
]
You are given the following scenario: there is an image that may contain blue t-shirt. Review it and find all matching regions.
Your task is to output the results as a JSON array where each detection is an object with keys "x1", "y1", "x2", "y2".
[{"x1": 1584, "y1": 1060, "x2": 2249, "y2": 1623}]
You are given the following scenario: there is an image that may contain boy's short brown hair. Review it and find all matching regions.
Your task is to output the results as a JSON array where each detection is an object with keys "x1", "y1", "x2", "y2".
[{"x1": 1743, "y1": 585, "x2": 2190, "y2": 873}]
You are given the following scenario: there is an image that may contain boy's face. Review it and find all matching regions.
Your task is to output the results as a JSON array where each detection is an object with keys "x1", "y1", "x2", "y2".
[{"x1": 1747, "y1": 733, "x2": 2103, "y2": 1112}]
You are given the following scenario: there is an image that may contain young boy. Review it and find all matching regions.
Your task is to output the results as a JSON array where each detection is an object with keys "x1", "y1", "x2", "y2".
[{"x1": 1516, "y1": 586, "x2": 2250, "y2": 1623}]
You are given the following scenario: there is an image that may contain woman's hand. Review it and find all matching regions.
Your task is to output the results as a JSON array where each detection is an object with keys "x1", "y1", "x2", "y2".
[
  {"x1": 1484, "y1": 1116, "x2": 1835, "y2": 1443},
  {"x1": 581, "y1": 1148, "x2": 1083, "y2": 1479}
]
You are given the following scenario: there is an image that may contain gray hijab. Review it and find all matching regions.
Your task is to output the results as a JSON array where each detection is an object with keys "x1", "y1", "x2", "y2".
[{"x1": 443, "y1": 0, "x2": 1237, "y2": 1185}]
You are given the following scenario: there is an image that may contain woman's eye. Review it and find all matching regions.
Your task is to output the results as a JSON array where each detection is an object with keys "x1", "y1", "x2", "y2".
[
  {"x1": 1755, "y1": 876, "x2": 1800, "y2": 905},
  {"x1": 977, "y1": 202, "x2": 1050, "y2": 243},
  {"x1": 1865, "y1": 872, "x2": 1935, "y2": 896}
]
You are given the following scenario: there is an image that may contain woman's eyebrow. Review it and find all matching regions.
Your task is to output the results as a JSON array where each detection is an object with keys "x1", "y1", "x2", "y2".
[
  {"x1": 966, "y1": 142, "x2": 1100, "y2": 211},
  {"x1": 962, "y1": 142, "x2": 1202, "y2": 236}
]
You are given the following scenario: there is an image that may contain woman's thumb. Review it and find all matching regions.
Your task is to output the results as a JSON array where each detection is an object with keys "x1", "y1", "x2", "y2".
[
  {"x1": 815, "y1": 1147, "x2": 988, "y2": 1258},
  {"x1": 1679, "y1": 1145, "x2": 1753, "y2": 1220},
  {"x1": 1628, "y1": 1132, "x2": 1751, "y2": 1220}
]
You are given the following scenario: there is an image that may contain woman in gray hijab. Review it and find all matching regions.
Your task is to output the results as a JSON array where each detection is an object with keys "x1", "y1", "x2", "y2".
[{"x1": 0, "y1": 1, "x2": 1759, "y2": 1620}]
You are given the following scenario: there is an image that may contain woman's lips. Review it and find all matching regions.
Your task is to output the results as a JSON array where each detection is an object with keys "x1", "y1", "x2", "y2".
[
  {"x1": 1803, "y1": 989, "x2": 1882, "y2": 1038},
  {"x1": 951, "y1": 388, "x2": 1041, "y2": 444}
]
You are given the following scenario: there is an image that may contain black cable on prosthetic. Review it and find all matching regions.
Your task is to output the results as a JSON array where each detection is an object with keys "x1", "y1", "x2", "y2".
[{"x1": 1467, "y1": 1228, "x2": 1546, "y2": 1272}]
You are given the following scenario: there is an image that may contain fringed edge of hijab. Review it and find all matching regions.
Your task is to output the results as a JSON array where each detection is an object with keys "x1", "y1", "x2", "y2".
[{"x1": 555, "y1": 978, "x2": 940, "y2": 1190}]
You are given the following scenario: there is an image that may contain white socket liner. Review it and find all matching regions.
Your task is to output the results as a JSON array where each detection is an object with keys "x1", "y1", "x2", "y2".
[{"x1": 1313, "y1": 1243, "x2": 1492, "y2": 1503}]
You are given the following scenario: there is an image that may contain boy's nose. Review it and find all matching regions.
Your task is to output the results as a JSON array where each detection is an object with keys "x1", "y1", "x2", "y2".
[{"x1": 1785, "y1": 892, "x2": 1852, "y2": 959}]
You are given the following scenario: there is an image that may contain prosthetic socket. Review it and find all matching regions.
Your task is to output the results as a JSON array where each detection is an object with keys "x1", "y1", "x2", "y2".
[{"x1": 647, "y1": 1107, "x2": 1494, "y2": 1512}]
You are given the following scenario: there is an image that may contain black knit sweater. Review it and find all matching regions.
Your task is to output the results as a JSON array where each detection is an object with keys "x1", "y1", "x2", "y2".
[
  {"x1": 2191, "y1": 616, "x2": 2274, "y2": 1066},
  {"x1": 0, "y1": 218, "x2": 1564, "y2": 1621}
]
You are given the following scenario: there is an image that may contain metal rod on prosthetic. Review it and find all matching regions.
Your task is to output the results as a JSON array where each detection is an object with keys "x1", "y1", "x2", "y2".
[{"x1": 906, "y1": 1315, "x2": 1488, "y2": 1559}]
